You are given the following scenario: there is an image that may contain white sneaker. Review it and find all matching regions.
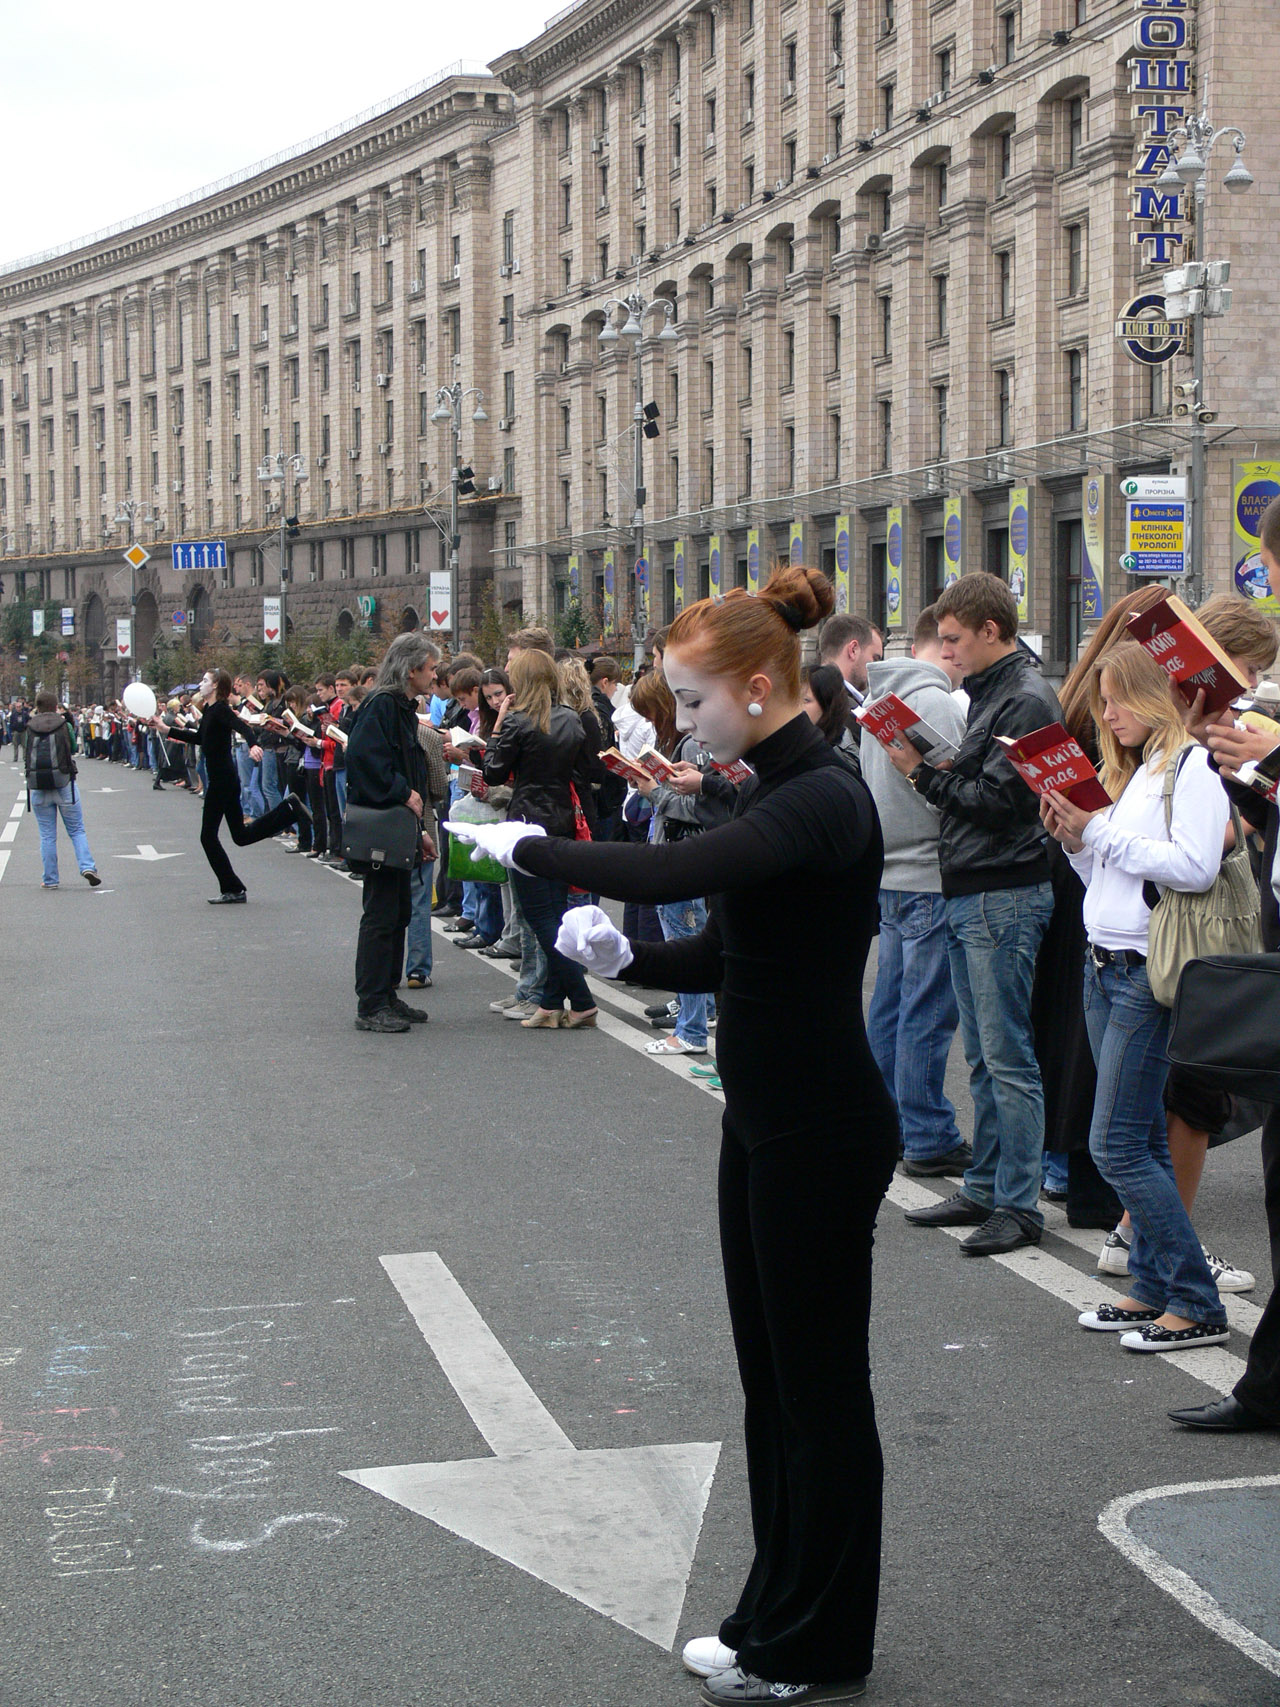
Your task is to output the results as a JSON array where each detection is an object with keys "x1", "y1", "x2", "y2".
[
  {"x1": 682, "y1": 1637, "x2": 739, "y2": 1678},
  {"x1": 646, "y1": 1035, "x2": 707, "y2": 1056},
  {"x1": 1202, "y1": 1248, "x2": 1255, "y2": 1293},
  {"x1": 502, "y1": 1000, "x2": 539, "y2": 1021},
  {"x1": 489, "y1": 995, "x2": 520, "y2": 1013},
  {"x1": 1097, "y1": 1226, "x2": 1131, "y2": 1276}
]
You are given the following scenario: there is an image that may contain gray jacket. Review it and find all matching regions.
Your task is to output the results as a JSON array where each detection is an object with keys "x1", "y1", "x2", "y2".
[{"x1": 860, "y1": 658, "x2": 967, "y2": 894}]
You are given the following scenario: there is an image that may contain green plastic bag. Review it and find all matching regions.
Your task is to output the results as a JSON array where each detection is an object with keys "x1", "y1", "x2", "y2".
[{"x1": 446, "y1": 792, "x2": 508, "y2": 885}]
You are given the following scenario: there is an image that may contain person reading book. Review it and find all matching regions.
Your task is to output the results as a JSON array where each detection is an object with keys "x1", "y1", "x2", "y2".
[{"x1": 1041, "y1": 641, "x2": 1230, "y2": 1352}]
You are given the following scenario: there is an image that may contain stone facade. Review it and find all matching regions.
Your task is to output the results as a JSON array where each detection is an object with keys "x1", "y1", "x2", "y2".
[{"x1": 1, "y1": 0, "x2": 1276, "y2": 690}]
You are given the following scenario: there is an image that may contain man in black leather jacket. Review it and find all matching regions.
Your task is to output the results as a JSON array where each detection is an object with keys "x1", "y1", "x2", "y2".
[
  {"x1": 885, "y1": 572, "x2": 1061, "y2": 1257},
  {"x1": 346, "y1": 633, "x2": 436, "y2": 1034}
]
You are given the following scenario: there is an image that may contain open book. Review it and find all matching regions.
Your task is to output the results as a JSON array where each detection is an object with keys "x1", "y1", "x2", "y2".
[
  {"x1": 1125, "y1": 592, "x2": 1249, "y2": 718},
  {"x1": 448, "y1": 729, "x2": 487, "y2": 750},
  {"x1": 857, "y1": 692, "x2": 960, "y2": 765},
  {"x1": 324, "y1": 722, "x2": 348, "y2": 748},
  {"x1": 995, "y1": 722, "x2": 1112, "y2": 811}
]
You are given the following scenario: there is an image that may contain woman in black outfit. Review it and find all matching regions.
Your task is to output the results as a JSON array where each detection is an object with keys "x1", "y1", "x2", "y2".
[
  {"x1": 155, "y1": 669, "x2": 307, "y2": 903},
  {"x1": 449, "y1": 569, "x2": 898, "y2": 1704}
]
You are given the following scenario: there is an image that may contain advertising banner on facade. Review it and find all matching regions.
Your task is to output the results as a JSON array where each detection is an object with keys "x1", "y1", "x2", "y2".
[
  {"x1": 789, "y1": 521, "x2": 804, "y2": 566},
  {"x1": 1009, "y1": 487, "x2": 1030, "y2": 622},
  {"x1": 263, "y1": 596, "x2": 283, "y2": 644},
  {"x1": 568, "y1": 553, "x2": 579, "y2": 600},
  {"x1": 746, "y1": 528, "x2": 761, "y2": 596},
  {"x1": 943, "y1": 496, "x2": 963, "y2": 587},
  {"x1": 32, "y1": 609, "x2": 45, "y2": 637},
  {"x1": 602, "y1": 548, "x2": 616, "y2": 631},
  {"x1": 635, "y1": 554, "x2": 649, "y2": 628},
  {"x1": 1231, "y1": 461, "x2": 1280, "y2": 614},
  {"x1": 1081, "y1": 476, "x2": 1106, "y2": 623},
  {"x1": 709, "y1": 535, "x2": 722, "y2": 596},
  {"x1": 673, "y1": 540, "x2": 686, "y2": 613},
  {"x1": 834, "y1": 516, "x2": 851, "y2": 612},
  {"x1": 886, "y1": 507, "x2": 904, "y2": 630},
  {"x1": 427, "y1": 575, "x2": 452, "y2": 632}
]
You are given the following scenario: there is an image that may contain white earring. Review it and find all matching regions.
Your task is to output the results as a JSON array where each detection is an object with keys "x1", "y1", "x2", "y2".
[{"x1": 747, "y1": 702, "x2": 764, "y2": 718}]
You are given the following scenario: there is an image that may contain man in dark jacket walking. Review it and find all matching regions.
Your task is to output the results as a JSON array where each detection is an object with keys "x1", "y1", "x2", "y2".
[
  {"x1": 345, "y1": 633, "x2": 437, "y2": 1033},
  {"x1": 885, "y1": 572, "x2": 1061, "y2": 1256}
]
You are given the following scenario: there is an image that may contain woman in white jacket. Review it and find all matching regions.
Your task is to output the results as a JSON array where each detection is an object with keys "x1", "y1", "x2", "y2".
[{"x1": 1041, "y1": 641, "x2": 1229, "y2": 1351}]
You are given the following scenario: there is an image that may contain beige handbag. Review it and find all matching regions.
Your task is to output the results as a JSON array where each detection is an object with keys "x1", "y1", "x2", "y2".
[{"x1": 1145, "y1": 748, "x2": 1262, "y2": 1006}]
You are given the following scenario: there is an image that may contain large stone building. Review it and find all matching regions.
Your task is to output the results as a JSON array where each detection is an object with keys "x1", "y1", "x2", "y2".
[{"x1": 1, "y1": 0, "x2": 1276, "y2": 693}]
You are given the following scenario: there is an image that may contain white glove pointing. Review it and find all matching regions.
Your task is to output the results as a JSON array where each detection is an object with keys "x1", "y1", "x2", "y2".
[
  {"x1": 554, "y1": 905, "x2": 634, "y2": 979},
  {"x1": 441, "y1": 819, "x2": 547, "y2": 871}
]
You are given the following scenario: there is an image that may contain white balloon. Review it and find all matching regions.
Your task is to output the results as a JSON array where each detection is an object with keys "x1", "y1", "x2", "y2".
[{"x1": 122, "y1": 681, "x2": 158, "y2": 720}]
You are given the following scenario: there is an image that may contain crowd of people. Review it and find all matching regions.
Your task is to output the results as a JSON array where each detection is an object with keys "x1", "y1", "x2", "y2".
[{"x1": 7, "y1": 508, "x2": 1280, "y2": 1702}]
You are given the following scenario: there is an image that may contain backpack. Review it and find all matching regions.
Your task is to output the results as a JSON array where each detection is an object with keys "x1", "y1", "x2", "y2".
[{"x1": 25, "y1": 723, "x2": 75, "y2": 799}]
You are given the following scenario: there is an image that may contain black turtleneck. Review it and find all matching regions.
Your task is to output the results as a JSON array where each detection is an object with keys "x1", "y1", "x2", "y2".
[{"x1": 515, "y1": 713, "x2": 895, "y2": 1150}]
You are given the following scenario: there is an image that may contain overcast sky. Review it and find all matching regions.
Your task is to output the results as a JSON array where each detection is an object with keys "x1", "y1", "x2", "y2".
[{"x1": 4, "y1": 0, "x2": 551, "y2": 269}]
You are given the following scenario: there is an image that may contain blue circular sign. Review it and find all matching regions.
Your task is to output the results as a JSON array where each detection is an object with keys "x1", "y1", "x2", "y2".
[
  {"x1": 1010, "y1": 504, "x2": 1029, "y2": 559},
  {"x1": 1237, "y1": 479, "x2": 1280, "y2": 539},
  {"x1": 1116, "y1": 291, "x2": 1185, "y2": 367},
  {"x1": 604, "y1": 562, "x2": 614, "y2": 593},
  {"x1": 886, "y1": 575, "x2": 902, "y2": 616},
  {"x1": 944, "y1": 513, "x2": 961, "y2": 563},
  {"x1": 887, "y1": 521, "x2": 903, "y2": 570}
]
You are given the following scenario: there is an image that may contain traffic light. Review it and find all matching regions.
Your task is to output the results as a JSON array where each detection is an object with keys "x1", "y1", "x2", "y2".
[
  {"x1": 642, "y1": 400, "x2": 661, "y2": 440},
  {"x1": 285, "y1": 515, "x2": 300, "y2": 539},
  {"x1": 457, "y1": 464, "x2": 476, "y2": 496}
]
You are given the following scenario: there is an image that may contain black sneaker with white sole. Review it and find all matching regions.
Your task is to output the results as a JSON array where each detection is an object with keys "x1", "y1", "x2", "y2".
[{"x1": 1119, "y1": 1320, "x2": 1230, "y2": 1352}]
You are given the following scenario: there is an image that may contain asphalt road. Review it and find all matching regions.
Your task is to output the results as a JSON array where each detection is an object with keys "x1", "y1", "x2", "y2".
[{"x1": 1, "y1": 759, "x2": 1276, "y2": 1707}]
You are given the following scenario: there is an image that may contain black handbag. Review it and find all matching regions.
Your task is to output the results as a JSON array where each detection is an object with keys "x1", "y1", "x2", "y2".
[
  {"x1": 341, "y1": 802, "x2": 421, "y2": 872},
  {"x1": 1166, "y1": 953, "x2": 1280, "y2": 1104}
]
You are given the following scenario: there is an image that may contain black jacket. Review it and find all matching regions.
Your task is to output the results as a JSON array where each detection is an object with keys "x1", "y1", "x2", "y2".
[
  {"x1": 346, "y1": 690, "x2": 428, "y2": 811},
  {"x1": 590, "y1": 686, "x2": 626, "y2": 813},
  {"x1": 482, "y1": 704, "x2": 590, "y2": 837},
  {"x1": 913, "y1": 648, "x2": 1061, "y2": 897}
]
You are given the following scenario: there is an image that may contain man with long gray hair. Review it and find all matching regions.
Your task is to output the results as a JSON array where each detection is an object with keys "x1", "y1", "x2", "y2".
[{"x1": 345, "y1": 632, "x2": 439, "y2": 1032}]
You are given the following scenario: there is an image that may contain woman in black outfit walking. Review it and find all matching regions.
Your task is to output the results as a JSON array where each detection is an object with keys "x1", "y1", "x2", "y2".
[
  {"x1": 155, "y1": 669, "x2": 308, "y2": 903},
  {"x1": 448, "y1": 568, "x2": 898, "y2": 1705}
]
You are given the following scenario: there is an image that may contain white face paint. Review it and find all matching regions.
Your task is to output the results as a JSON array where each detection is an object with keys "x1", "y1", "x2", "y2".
[
  {"x1": 664, "y1": 651, "x2": 754, "y2": 762},
  {"x1": 200, "y1": 672, "x2": 216, "y2": 698}
]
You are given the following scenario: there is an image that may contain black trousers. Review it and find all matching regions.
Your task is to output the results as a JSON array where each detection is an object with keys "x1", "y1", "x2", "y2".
[
  {"x1": 1235, "y1": 1104, "x2": 1280, "y2": 1424},
  {"x1": 323, "y1": 769, "x2": 343, "y2": 856},
  {"x1": 200, "y1": 773, "x2": 297, "y2": 893},
  {"x1": 355, "y1": 867, "x2": 412, "y2": 1015},
  {"x1": 718, "y1": 1123, "x2": 895, "y2": 1685}
]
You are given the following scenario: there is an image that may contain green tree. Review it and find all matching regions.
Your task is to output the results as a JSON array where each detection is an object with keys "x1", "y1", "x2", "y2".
[{"x1": 557, "y1": 598, "x2": 594, "y2": 650}]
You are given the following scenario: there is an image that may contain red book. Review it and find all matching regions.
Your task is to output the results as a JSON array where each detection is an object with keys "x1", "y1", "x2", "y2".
[
  {"x1": 995, "y1": 722, "x2": 1112, "y2": 811},
  {"x1": 600, "y1": 746, "x2": 651, "y2": 783},
  {"x1": 711, "y1": 758, "x2": 754, "y2": 784},
  {"x1": 633, "y1": 744, "x2": 679, "y2": 780},
  {"x1": 1124, "y1": 592, "x2": 1249, "y2": 717},
  {"x1": 856, "y1": 692, "x2": 960, "y2": 765}
]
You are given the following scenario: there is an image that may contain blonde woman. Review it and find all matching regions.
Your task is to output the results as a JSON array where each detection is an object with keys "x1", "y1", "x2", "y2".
[
  {"x1": 482, "y1": 649, "x2": 598, "y2": 1027},
  {"x1": 1042, "y1": 642, "x2": 1230, "y2": 1351}
]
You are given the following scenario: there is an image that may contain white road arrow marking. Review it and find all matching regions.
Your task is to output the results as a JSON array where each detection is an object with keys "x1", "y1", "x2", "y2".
[
  {"x1": 116, "y1": 844, "x2": 184, "y2": 861},
  {"x1": 343, "y1": 1252, "x2": 720, "y2": 1650}
]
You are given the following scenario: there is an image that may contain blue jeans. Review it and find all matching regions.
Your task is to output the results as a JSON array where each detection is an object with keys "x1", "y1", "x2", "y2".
[
  {"x1": 462, "y1": 879, "x2": 503, "y2": 944},
  {"x1": 260, "y1": 749, "x2": 283, "y2": 811},
  {"x1": 509, "y1": 879, "x2": 547, "y2": 1002},
  {"x1": 334, "y1": 767, "x2": 347, "y2": 817},
  {"x1": 511, "y1": 870, "x2": 594, "y2": 1012},
  {"x1": 406, "y1": 859, "x2": 437, "y2": 980},
  {"x1": 234, "y1": 744, "x2": 265, "y2": 817},
  {"x1": 31, "y1": 784, "x2": 96, "y2": 884},
  {"x1": 946, "y1": 882, "x2": 1054, "y2": 1224},
  {"x1": 867, "y1": 889, "x2": 960, "y2": 1161},
  {"x1": 1083, "y1": 957, "x2": 1225, "y2": 1324},
  {"x1": 658, "y1": 898, "x2": 711, "y2": 1047}
]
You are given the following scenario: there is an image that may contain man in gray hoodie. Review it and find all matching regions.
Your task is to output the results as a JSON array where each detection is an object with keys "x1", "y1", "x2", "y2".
[{"x1": 861, "y1": 606, "x2": 968, "y2": 1176}]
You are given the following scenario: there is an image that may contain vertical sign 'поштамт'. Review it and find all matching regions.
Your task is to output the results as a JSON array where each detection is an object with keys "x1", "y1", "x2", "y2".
[{"x1": 1129, "y1": 0, "x2": 1195, "y2": 270}]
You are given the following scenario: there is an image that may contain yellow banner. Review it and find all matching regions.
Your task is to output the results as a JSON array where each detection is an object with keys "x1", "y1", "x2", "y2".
[
  {"x1": 568, "y1": 552, "x2": 580, "y2": 599},
  {"x1": 602, "y1": 547, "x2": 616, "y2": 631},
  {"x1": 709, "y1": 535, "x2": 722, "y2": 596},
  {"x1": 885, "y1": 507, "x2": 904, "y2": 630},
  {"x1": 1008, "y1": 486, "x2": 1030, "y2": 623},
  {"x1": 789, "y1": 521, "x2": 804, "y2": 566},
  {"x1": 942, "y1": 496, "x2": 962, "y2": 587},
  {"x1": 746, "y1": 528, "x2": 761, "y2": 595},
  {"x1": 834, "y1": 516, "x2": 850, "y2": 613},
  {"x1": 1232, "y1": 461, "x2": 1280, "y2": 614}
]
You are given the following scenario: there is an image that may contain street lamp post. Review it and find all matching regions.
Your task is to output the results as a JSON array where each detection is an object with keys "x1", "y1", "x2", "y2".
[
  {"x1": 600, "y1": 276, "x2": 678, "y2": 667},
  {"x1": 256, "y1": 451, "x2": 308, "y2": 645},
  {"x1": 1156, "y1": 111, "x2": 1252, "y2": 605},
  {"x1": 430, "y1": 382, "x2": 487, "y2": 646}
]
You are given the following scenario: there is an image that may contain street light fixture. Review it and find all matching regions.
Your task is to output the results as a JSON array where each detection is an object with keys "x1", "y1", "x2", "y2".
[
  {"x1": 598, "y1": 272, "x2": 678, "y2": 664},
  {"x1": 1158, "y1": 108, "x2": 1251, "y2": 604},
  {"x1": 432, "y1": 381, "x2": 487, "y2": 644}
]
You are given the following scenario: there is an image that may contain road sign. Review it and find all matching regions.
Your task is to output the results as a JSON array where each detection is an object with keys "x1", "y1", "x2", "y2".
[
  {"x1": 172, "y1": 539, "x2": 227, "y2": 571},
  {"x1": 263, "y1": 596, "x2": 282, "y2": 645},
  {"x1": 32, "y1": 609, "x2": 45, "y2": 637},
  {"x1": 61, "y1": 607, "x2": 75, "y2": 637},
  {"x1": 116, "y1": 617, "x2": 134, "y2": 659},
  {"x1": 428, "y1": 573, "x2": 452, "y2": 632},
  {"x1": 172, "y1": 609, "x2": 187, "y2": 630},
  {"x1": 123, "y1": 543, "x2": 150, "y2": 572},
  {"x1": 344, "y1": 1253, "x2": 719, "y2": 1649},
  {"x1": 1123, "y1": 483, "x2": 1188, "y2": 577}
]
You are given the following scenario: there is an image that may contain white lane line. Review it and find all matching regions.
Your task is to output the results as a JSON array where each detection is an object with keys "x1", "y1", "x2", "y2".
[
  {"x1": 9, "y1": 801, "x2": 24, "y2": 818},
  {"x1": 0, "y1": 851, "x2": 9, "y2": 883},
  {"x1": 887, "y1": 1175, "x2": 1249, "y2": 1396},
  {"x1": 0, "y1": 821, "x2": 18, "y2": 844},
  {"x1": 1099, "y1": 1476, "x2": 1280, "y2": 1679}
]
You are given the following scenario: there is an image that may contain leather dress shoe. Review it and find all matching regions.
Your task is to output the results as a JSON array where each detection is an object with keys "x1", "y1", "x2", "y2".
[
  {"x1": 900, "y1": 1143, "x2": 973, "y2": 1179},
  {"x1": 1168, "y1": 1394, "x2": 1277, "y2": 1432},
  {"x1": 207, "y1": 891, "x2": 247, "y2": 904},
  {"x1": 452, "y1": 933, "x2": 488, "y2": 950},
  {"x1": 960, "y1": 1210, "x2": 1042, "y2": 1257},
  {"x1": 903, "y1": 1190, "x2": 989, "y2": 1228}
]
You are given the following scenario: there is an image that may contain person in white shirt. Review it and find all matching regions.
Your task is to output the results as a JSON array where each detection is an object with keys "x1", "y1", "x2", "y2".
[{"x1": 1041, "y1": 640, "x2": 1230, "y2": 1352}]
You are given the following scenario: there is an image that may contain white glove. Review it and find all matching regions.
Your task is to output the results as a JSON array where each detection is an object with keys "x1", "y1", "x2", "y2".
[
  {"x1": 554, "y1": 905, "x2": 634, "y2": 979},
  {"x1": 441, "y1": 819, "x2": 547, "y2": 871}
]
